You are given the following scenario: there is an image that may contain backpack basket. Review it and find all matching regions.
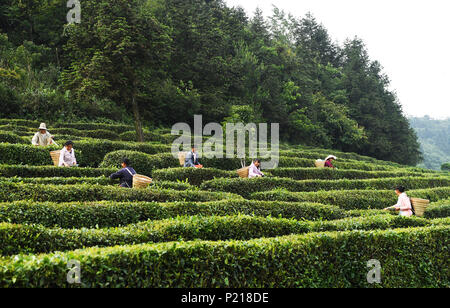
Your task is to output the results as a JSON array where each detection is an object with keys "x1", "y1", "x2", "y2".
[
  {"x1": 50, "y1": 150, "x2": 61, "y2": 166},
  {"x1": 133, "y1": 174, "x2": 152, "y2": 189},
  {"x1": 410, "y1": 198, "x2": 430, "y2": 217}
]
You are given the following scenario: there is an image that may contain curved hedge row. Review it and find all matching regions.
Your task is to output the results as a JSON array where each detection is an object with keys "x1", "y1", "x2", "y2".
[
  {"x1": 0, "y1": 132, "x2": 27, "y2": 144},
  {"x1": 0, "y1": 226, "x2": 447, "y2": 287},
  {"x1": 250, "y1": 187, "x2": 450, "y2": 210},
  {"x1": 269, "y1": 168, "x2": 425, "y2": 180},
  {"x1": 0, "y1": 200, "x2": 346, "y2": 228},
  {"x1": 0, "y1": 144, "x2": 57, "y2": 165},
  {"x1": 0, "y1": 182, "x2": 240, "y2": 203},
  {"x1": 0, "y1": 214, "x2": 441, "y2": 256},
  {"x1": 201, "y1": 177, "x2": 450, "y2": 198},
  {"x1": 152, "y1": 168, "x2": 237, "y2": 186},
  {"x1": 0, "y1": 177, "x2": 115, "y2": 186},
  {"x1": 100, "y1": 151, "x2": 178, "y2": 176},
  {"x1": 424, "y1": 199, "x2": 450, "y2": 219},
  {"x1": 0, "y1": 165, "x2": 116, "y2": 178}
]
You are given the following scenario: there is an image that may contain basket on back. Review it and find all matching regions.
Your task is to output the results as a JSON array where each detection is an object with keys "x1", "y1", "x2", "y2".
[
  {"x1": 178, "y1": 152, "x2": 187, "y2": 166},
  {"x1": 315, "y1": 160, "x2": 325, "y2": 168},
  {"x1": 411, "y1": 198, "x2": 430, "y2": 217},
  {"x1": 50, "y1": 150, "x2": 61, "y2": 166},
  {"x1": 237, "y1": 167, "x2": 249, "y2": 178},
  {"x1": 133, "y1": 174, "x2": 152, "y2": 189}
]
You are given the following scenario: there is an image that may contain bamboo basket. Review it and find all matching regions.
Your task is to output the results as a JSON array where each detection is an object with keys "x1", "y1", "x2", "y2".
[
  {"x1": 133, "y1": 174, "x2": 152, "y2": 189},
  {"x1": 50, "y1": 150, "x2": 61, "y2": 166},
  {"x1": 178, "y1": 152, "x2": 186, "y2": 166},
  {"x1": 411, "y1": 198, "x2": 430, "y2": 217},
  {"x1": 315, "y1": 160, "x2": 325, "y2": 168},
  {"x1": 237, "y1": 167, "x2": 250, "y2": 178}
]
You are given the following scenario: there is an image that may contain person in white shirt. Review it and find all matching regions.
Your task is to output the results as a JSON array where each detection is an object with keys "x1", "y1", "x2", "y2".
[
  {"x1": 32, "y1": 123, "x2": 55, "y2": 146},
  {"x1": 59, "y1": 141, "x2": 77, "y2": 167},
  {"x1": 248, "y1": 159, "x2": 264, "y2": 178},
  {"x1": 384, "y1": 186, "x2": 413, "y2": 217}
]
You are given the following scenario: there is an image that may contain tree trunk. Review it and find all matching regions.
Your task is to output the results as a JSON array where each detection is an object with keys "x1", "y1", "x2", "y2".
[{"x1": 131, "y1": 92, "x2": 145, "y2": 142}]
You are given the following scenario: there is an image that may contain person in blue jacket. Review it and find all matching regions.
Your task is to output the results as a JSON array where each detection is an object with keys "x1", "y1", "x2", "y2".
[{"x1": 109, "y1": 158, "x2": 136, "y2": 188}]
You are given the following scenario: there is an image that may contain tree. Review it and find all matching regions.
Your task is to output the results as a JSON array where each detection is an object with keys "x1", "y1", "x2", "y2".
[
  {"x1": 61, "y1": 0, "x2": 171, "y2": 141},
  {"x1": 442, "y1": 163, "x2": 450, "y2": 172}
]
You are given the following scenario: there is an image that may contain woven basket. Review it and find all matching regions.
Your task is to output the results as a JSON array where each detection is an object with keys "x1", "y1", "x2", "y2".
[
  {"x1": 133, "y1": 174, "x2": 152, "y2": 189},
  {"x1": 411, "y1": 198, "x2": 430, "y2": 217},
  {"x1": 178, "y1": 152, "x2": 186, "y2": 166},
  {"x1": 50, "y1": 150, "x2": 61, "y2": 166},
  {"x1": 315, "y1": 160, "x2": 325, "y2": 168},
  {"x1": 237, "y1": 167, "x2": 250, "y2": 178}
]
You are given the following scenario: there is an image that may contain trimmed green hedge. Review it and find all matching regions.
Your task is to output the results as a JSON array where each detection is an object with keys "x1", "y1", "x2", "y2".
[
  {"x1": 54, "y1": 122, "x2": 134, "y2": 133},
  {"x1": 100, "y1": 151, "x2": 178, "y2": 176},
  {"x1": 424, "y1": 199, "x2": 450, "y2": 219},
  {"x1": 0, "y1": 226, "x2": 447, "y2": 287},
  {"x1": 153, "y1": 168, "x2": 237, "y2": 186},
  {"x1": 0, "y1": 200, "x2": 345, "y2": 228},
  {"x1": 51, "y1": 128, "x2": 120, "y2": 141},
  {"x1": 0, "y1": 214, "x2": 441, "y2": 256},
  {"x1": 201, "y1": 177, "x2": 450, "y2": 198},
  {"x1": 0, "y1": 182, "x2": 240, "y2": 203},
  {"x1": 0, "y1": 165, "x2": 116, "y2": 178},
  {"x1": 270, "y1": 168, "x2": 425, "y2": 180},
  {"x1": 0, "y1": 176, "x2": 115, "y2": 186},
  {"x1": 0, "y1": 143, "x2": 57, "y2": 165},
  {"x1": 75, "y1": 141, "x2": 171, "y2": 167},
  {"x1": 0, "y1": 132, "x2": 27, "y2": 144},
  {"x1": 250, "y1": 187, "x2": 450, "y2": 210}
]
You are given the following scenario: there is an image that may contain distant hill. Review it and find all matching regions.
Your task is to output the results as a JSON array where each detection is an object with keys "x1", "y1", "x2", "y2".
[{"x1": 409, "y1": 116, "x2": 450, "y2": 170}]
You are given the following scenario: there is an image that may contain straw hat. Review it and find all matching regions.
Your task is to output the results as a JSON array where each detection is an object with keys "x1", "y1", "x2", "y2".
[
  {"x1": 39, "y1": 123, "x2": 47, "y2": 130},
  {"x1": 325, "y1": 155, "x2": 337, "y2": 161}
]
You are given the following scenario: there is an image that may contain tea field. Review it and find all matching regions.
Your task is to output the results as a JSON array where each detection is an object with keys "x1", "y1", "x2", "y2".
[{"x1": 0, "y1": 119, "x2": 449, "y2": 288}]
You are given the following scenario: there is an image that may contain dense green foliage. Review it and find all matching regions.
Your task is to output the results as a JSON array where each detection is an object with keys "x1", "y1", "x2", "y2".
[
  {"x1": 0, "y1": 200, "x2": 346, "y2": 228},
  {"x1": 0, "y1": 0, "x2": 422, "y2": 164},
  {"x1": 0, "y1": 227, "x2": 447, "y2": 287},
  {"x1": 410, "y1": 116, "x2": 450, "y2": 170}
]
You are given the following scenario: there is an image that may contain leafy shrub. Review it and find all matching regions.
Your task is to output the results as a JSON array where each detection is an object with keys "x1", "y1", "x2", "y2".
[
  {"x1": 153, "y1": 168, "x2": 237, "y2": 186},
  {"x1": 424, "y1": 199, "x2": 450, "y2": 219},
  {"x1": 0, "y1": 132, "x2": 26, "y2": 144},
  {"x1": 250, "y1": 187, "x2": 450, "y2": 210},
  {"x1": 0, "y1": 200, "x2": 345, "y2": 228},
  {"x1": 0, "y1": 226, "x2": 447, "y2": 287},
  {"x1": 0, "y1": 182, "x2": 240, "y2": 203},
  {"x1": 0, "y1": 164, "x2": 115, "y2": 178},
  {"x1": 100, "y1": 151, "x2": 178, "y2": 176},
  {"x1": 0, "y1": 214, "x2": 442, "y2": 256},
  {"x1": 54, "y1": 122, "x2": 133, "y2": 133},
  {"x1": 0, "y1": 176, "x2": 115, "y2": 186},
  {"x1": 270, "y1": 168, "x2": 424, "y2": 180},
  {"x1": 201, "y1": 177, "x2": 450, "y2": 198},
  {"x1": 0, "y1": 143, "x2": 58, "y2": 165},
  {"x1": 51, "y1": 128, "x2": 120, "y2": 140},
  {"x1": 75, "y1": 140, "x2": 171, "y2": 167}
]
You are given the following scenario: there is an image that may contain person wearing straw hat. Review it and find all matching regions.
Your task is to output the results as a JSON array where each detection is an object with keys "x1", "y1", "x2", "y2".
[
  {"x1": 383, "y1": 186, "x2": 413, "y2": 217},
  {"x1": 324, "y1": 155, "x2": 337, "y2": 168},
  {"x1": 58, "y1": 140, "x2": 78, "y2": 167},
  {"x1": 109, "y1": 158, "x2": 137, "y2": 188},
  {"x1": 32, "y1": 123, "x2": 55, "y2": 146}
]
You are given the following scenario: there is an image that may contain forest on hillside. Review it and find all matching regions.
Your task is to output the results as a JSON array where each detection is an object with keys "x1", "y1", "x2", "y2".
[
  {"x1": 0, "y1": 0, "x2": 422, "y2": 165},
  {"x1": 410, "y1": 116, "x2": 450, "y2": 171}
]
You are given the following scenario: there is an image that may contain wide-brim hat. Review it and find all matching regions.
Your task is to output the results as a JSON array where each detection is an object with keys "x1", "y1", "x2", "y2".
[
  {"x1": 39, "y1": 123, "x2": 47, "y2": 130},
  {"x1": 325, "y1": 155, "x2": 337, "y2": 161}
]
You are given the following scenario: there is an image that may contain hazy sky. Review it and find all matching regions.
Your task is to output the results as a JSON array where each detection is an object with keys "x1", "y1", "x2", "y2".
[{"x1": 225, "y1": 0, "x2": 450, "y2": 119}]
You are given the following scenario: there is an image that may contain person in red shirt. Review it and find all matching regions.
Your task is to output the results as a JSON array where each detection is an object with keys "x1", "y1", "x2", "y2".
[{"x1": 324, "y1": 155, "x2": 337, "y2": 168}]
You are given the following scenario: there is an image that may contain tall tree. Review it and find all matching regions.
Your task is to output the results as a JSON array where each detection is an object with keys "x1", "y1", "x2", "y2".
[{"x1": 61, "y1": 0, "x2": 171, "y2": 141}]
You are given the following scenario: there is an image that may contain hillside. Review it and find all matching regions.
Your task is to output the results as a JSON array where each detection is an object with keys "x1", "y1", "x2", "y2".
[
  {"x1": 0, "y1": 0, "x2": 421, "y2": 165},
  {"x1": 410, "y1": 116, "x2": 450, "y2": 170},
  {"x1": 0, "y1": 119, "x2": 449, "y2": 288}
]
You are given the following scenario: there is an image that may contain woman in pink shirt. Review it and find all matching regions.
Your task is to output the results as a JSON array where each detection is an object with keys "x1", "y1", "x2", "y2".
[{"x1": 384, "y1": 186, "x2": 413, "y2": 217}]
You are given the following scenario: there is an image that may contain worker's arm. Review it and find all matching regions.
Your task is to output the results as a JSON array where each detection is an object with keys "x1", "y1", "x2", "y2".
[
  {"x1": 32, "y1": 133, "x2": 39, "y2": 146},
  {"x1": 110, "y1": 169, "x2": 124, "y2": 180}
]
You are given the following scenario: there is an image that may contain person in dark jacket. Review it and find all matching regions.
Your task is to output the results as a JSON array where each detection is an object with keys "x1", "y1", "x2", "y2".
[
  {"x1": 184, "y1": 147, "x2": 203, "y2": 168},
  {"x1": 109, "y1": 158, "x2": 136, "y2": 188}
]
